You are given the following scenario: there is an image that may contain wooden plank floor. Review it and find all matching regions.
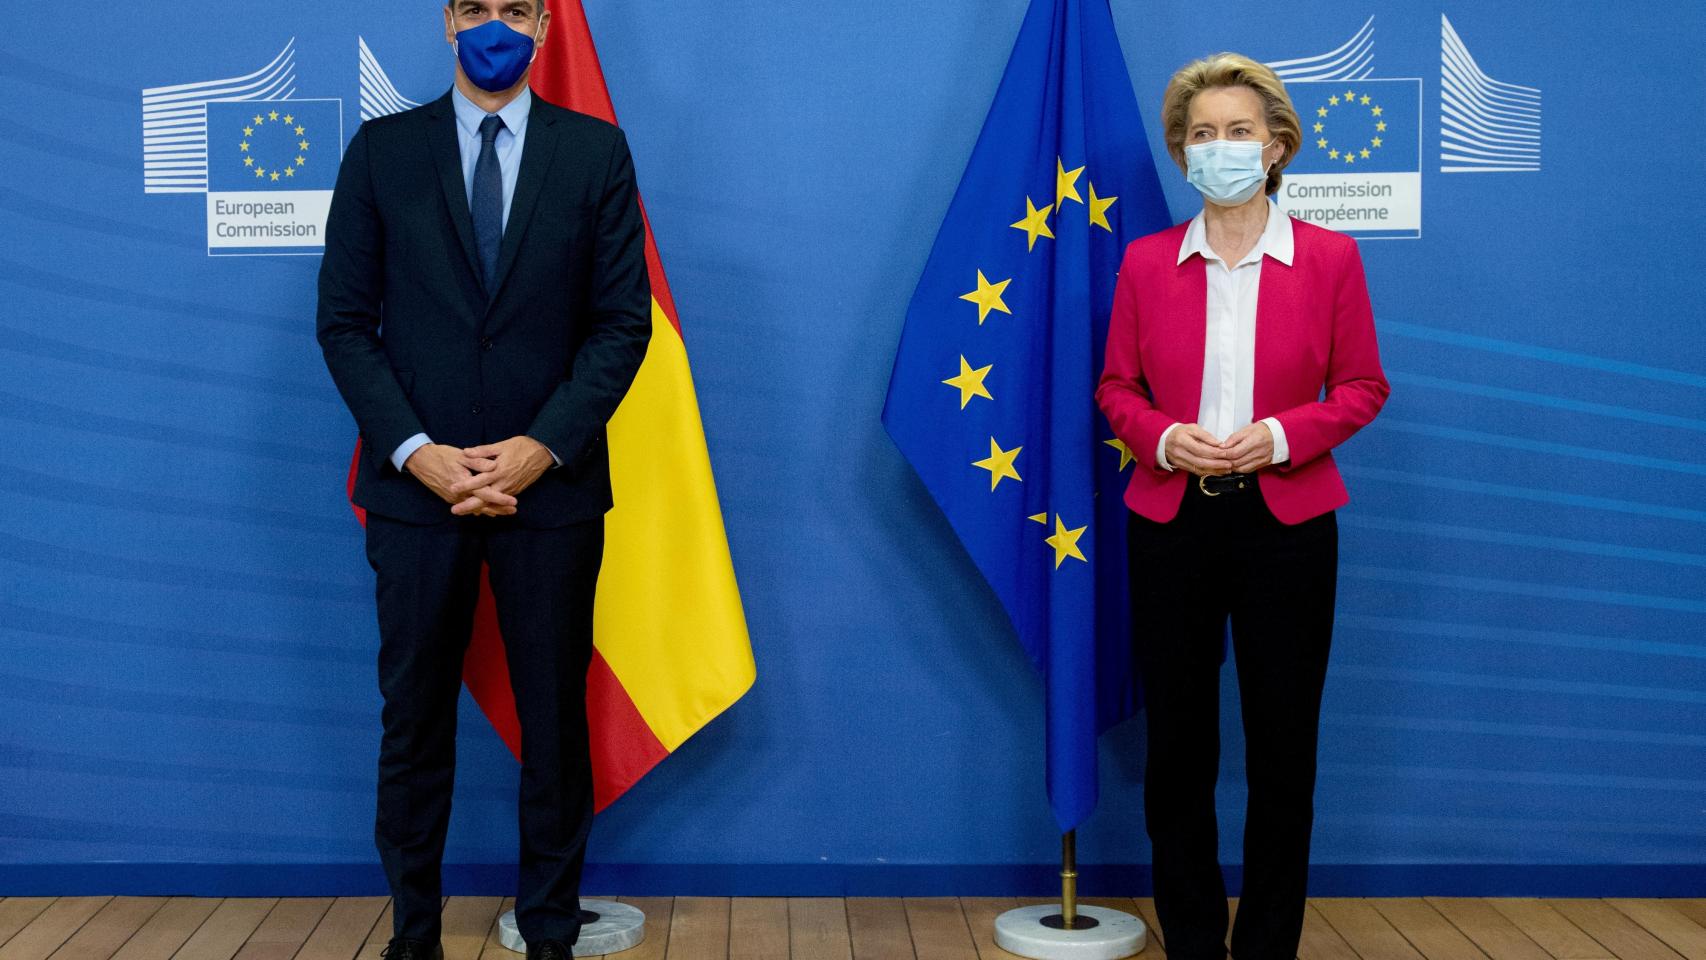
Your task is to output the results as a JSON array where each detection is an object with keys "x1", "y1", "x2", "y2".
[{"x1": 2, "y1": 897, "x2": 1702, "y2": 960}]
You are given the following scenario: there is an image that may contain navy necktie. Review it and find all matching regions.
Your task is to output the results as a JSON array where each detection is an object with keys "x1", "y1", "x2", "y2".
[{"x1": 472, "y1": 113, "x2": 506, "y2": 292}]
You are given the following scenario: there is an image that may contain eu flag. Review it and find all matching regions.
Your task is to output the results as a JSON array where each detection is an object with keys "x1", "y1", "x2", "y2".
[{"x1": 882, "y1": 0, "x2": 1170, "y2": 830}]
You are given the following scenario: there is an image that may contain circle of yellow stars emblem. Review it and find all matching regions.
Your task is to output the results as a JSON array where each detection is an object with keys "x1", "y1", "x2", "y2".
[
  {"x1": 238, "y1": 107, "x2": 311, "y2": 183},
  {"x1": 1311, "y1": 87, "x2": 1386, "y2": 166}
]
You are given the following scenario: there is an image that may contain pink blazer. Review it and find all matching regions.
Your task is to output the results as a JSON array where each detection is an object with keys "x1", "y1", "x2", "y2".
[{"x1": 1095, "y1": 216, "x2": 1389, "y2": 525}]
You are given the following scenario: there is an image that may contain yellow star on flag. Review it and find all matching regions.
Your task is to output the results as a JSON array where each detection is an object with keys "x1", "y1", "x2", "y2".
[
  {"x1": 252, "y1": 114, "x2": 263, "y2": 125},
  {"x1": 1345, "y1": 153, "x2": 1355, "y2": 164},
  {"x1": 1344, "y1": 88, "x2": 1356, "y2": 101},
  {"x1": 254, "y1": 167, "x2": 265, "y2": 178},
  {"x1": 1028, "y1": 513, "x2": 1048, "y2": 525},
  {"x1": 973, "y1": 437, "x2": 1022, "y2": 491},
  {"x1": 1313, "y1": 122, "x2": 1324, "y2": 133},
  {"x1": 1316, "y1": 106, "x2": 1328, "y2": 117},
  {"x1": 960, "y1": 270, "x2": 1012, "y2": 325},
  {"x1": 1328, "y1": 95, "x2": 1340, "y2": 106},
  {"x1": 268, "y1": 110, "x2": 279, "y2": 121},
  {"x1": 243, "y1": 157, "x2": 253, "y2": 167},
  {"x1": 1045, "y1": 514, "x2": 1088, "y2": 568},
  {"x1": 270, "y1": 171, "x2": 280, "y2": 181},
  {"x1": 1087, "y1": 182, "x2": 1116, "y2": 232},
  {"x1": 1360, "y1": 148, "x2": 1371, "y2": 159},
  {"x1": 1371, "y1": 136, "x2": 1383, "y2": 148},
  {"x1": 1360, "y1": 94, "x2": 1371, "y2": 105},
  {"x1": 295, "y1": 125, "x2": 306, "y2": 136},
  {"x1": 296, "y1": 156, "x2": 306, "y2": 166},
  {"x1": 1317, "y1": 137, "x2": 1328, "y2": 149},
  {"x1": 1103, "y1": 438, "x2": 1134, "y2": 470},
  {"x1": 942, "y1": 355, "x2": 994, "y2": 408},
  {"x1": 299, "y1": 140, "x2": 310, "y2": 151},
  {"x1": 1056, "y1": 157, "x2": 1085, "y2": 208},
  {"x1": 243, "y1": 126, "x2": 253, "y2": 136},
  {"x1": 284, "y1": 167, "x2": 294, "y2": 178},
  {"x1": 1010, "y1": 196, "x2": 1055, "y2": 251},
  {"x1": 239, "y1": 141, "x2": 249, "y2": 152},
  {"x1": 283, "y1": 113, "x2": 293, "y2": 125},
  {"x1": 1371, "y1": 105, "x2": 1383, "y2": 117},
  {"x1": 1329, "y1": 149, "x2": 1339, "y2": 159}
]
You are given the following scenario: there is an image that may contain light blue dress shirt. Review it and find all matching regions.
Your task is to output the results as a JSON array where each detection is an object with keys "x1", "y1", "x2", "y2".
[
  {"x1": 391, "y1": 86, "x2": 557, "y2": 473},
  {"x1": 451, "y1": 84, "x2": 531, "y2": 235}
]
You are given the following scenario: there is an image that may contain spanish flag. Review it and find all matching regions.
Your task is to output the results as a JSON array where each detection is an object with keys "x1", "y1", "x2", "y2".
[{"x1": 348, "y1": 0, "x2": 754, "y2": 810}]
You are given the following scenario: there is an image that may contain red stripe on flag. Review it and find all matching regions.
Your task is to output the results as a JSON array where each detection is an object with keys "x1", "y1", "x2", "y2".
[
  {"x1": 638, "y1": 203, "x2": 681, "y2": 332},
  {"x1": 345, "y1": 441, "x2": 367, "y2": 525},
  {"x1": 534, "y1": 0, "x2": 681, "y2": 333},
  {"x1": 460, "y1": 565, "x2": 523, "y2": 757},
  {"x1": 586, "y1": 649, "x2": 670, "y2": 811}
]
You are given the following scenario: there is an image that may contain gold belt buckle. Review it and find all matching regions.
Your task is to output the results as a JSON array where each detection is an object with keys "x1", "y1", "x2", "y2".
[{"x1": 1198, "y1": 474, "x2": 1220, "y2": 497}]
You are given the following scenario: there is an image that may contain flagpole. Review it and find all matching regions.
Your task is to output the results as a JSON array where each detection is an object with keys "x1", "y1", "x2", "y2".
[
  {"x1": 1040, "y1": 831, "x2": 1090, "y2": 934},
  {"x1": 1059, "y1": 830, "x2": 1080, "y2": 929}
]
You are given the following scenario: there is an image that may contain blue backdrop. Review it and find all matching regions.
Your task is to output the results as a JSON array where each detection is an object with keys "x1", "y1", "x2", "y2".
[{"x1": 1, "y1": 0, "x2": 1702, "y2": 896}]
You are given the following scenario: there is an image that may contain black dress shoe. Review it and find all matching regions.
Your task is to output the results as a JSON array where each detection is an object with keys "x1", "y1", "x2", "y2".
[
  {"x1": 527, "y1": 938, "x2": 573, "y2": 960},
  {"x1": 380, "y1": 938, "x2": 443, "y2": 960}
]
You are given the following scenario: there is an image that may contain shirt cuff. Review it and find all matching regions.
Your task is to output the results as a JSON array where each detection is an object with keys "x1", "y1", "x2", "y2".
[
  {"x1": 525, "y1": 435, "x2": 563, "y2": 469},
  {"x1": 1156, "y1": 422, "x2": 1182, "y2": 472},
  {"x1": 1262, "y1": 416, "x2": 1289, "y2": 465},
  {"x1": 391, "y1": 433, "x2": 432, "y2": 472}
]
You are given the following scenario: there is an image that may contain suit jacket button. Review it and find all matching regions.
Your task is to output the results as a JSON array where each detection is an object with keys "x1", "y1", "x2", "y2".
[
  {"x1": 471, "y1": 404, "x2": 482, "y2": 415},
  {"x1": 480, "y1": 337, "x2": 493, "y2": 351}
]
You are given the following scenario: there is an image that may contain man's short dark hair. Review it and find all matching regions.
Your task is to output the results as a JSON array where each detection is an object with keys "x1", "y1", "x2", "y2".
[{"x1": 447, "y1": 0, "x2": 542, "y2": 11}]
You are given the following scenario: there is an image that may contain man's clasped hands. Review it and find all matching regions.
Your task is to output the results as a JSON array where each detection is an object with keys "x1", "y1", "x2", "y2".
[{"x1": 403, "y1": 435, "x2": 556, "y2": 517}]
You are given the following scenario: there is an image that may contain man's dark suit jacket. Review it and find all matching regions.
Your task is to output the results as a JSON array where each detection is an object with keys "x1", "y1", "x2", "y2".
[{"x1": 317, "y1": 90, "x2": 651, "y2": 528}]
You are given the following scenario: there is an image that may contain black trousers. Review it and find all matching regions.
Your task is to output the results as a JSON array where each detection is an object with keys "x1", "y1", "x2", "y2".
[
  {"x1": 1127, "y1": 477, "x2": 1337, "y2": 960},
  {"x1": 365, "y1": 512, "x2": 604, "y2": 945}
]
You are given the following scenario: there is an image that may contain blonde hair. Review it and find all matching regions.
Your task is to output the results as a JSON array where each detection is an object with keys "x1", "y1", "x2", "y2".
[{"x1": 1161, "y1": 52, "x2": 1301, "y2": 197}]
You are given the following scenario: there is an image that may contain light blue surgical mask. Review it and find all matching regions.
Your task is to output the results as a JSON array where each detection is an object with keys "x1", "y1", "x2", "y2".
[{"x1": 1185, "y1": 138, "x2": 1276, "y2": 207}]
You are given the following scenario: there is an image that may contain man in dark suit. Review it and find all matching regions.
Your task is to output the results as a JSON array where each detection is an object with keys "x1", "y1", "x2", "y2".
[{"x1": 316, "y1": 1, "x2": 650, "y2": 957}]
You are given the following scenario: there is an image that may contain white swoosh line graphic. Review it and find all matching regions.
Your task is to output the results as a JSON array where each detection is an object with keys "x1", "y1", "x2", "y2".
[
  {"x1": 141, "y1": 39, "x2": 297, "y2": 194},
  {"x1": 1441, "y1": 14, "x2": 1541, "y2": 173},
  {"x1": 1268, "y1": 17, "x2": 1375, "y2": 82},
  {"x1": 359, "y1": 37, "x2": 423, "y2": 122}
]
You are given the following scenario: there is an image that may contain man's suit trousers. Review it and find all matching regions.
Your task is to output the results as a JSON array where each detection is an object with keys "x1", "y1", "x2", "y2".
[{"x1": 365, "y1": 511, "x2": 603, "y2": 946}]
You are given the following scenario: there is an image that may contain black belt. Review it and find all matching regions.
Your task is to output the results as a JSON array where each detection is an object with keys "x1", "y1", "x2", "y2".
[{"x1": 1196, "y1": 472, "x2": 1256, "y2": 496}]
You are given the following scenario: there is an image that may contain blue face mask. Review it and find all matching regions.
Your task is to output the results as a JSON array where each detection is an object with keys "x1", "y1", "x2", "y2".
[
  {"x1": 454, "y1": 19, "x2": 539, "y2": 93},
  {"x1": 1185, "y1": 139, "x2": 1276, "y2": 207}
]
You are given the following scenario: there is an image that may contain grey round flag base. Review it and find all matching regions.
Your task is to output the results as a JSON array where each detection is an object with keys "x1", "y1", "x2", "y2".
[
  {"x1": 497, "y1": 901, "x2": 646, "y2": 956},
  {"x1": 994, "y1": 904, "x2": 1147, "y2": 960}
]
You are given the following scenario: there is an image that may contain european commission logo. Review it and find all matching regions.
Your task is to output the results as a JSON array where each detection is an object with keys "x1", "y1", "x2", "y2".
[
  {"x1": 205, "y1": 100, "x2": 340, "y2": 255},
  {"x1": 141, "y1": 39, "x2": 342, "y2": 257},
  {"x1": 1278, "y1": 78, "x2": 1422, "y2": 239},
  {"x1": 1263, "y1": 13, "x2": 1542, "y2": 239}
]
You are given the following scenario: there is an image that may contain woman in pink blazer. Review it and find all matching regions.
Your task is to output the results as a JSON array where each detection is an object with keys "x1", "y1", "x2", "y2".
[{"x1": 1096, "y1": 53, "x2": 1388, "y2": 960}]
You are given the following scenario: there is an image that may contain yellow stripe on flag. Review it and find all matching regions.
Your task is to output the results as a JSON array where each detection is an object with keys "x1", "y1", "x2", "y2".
[{"x1": 594, "y1": 298, "x2": 755, "y2": 751}]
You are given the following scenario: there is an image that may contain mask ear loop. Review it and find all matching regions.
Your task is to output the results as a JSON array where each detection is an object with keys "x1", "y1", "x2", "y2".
[{"x1": 1261, "y1": 137, "x2": 1280, "y2": 173}]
